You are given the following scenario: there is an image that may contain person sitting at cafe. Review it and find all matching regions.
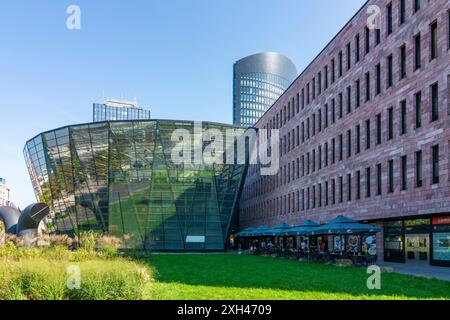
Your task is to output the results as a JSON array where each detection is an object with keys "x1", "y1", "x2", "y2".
[{"x1": 319, "y1": 241, "x2": 326, "y2": 253}]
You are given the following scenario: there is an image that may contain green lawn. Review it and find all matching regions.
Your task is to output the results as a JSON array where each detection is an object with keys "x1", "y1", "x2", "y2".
[{"x1": 145, "y1": 254, "x2": 450, "y2": 300}]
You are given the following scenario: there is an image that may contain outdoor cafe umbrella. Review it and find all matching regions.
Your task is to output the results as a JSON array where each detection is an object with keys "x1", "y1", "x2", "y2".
[
  {"x1": 249, "y1": 225, "x2": 272, "y2": 237},
  {"x1": 266, "y1": 223, "x2": 293, "y2": 236},
  {"x1": 285, "y1": 220, "x2": 320, "y2": 236},
  {"x1": 308, "y1": 215, "x2": 381, "y2": 255},
  {"x1": 236, "y1": 227, "x2": 256, "y2": 237},
  {"x1": 308, "y1": 215, "x2": 381, "y2": 236}
]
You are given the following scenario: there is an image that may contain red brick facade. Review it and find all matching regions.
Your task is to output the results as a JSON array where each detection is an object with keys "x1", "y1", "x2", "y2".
[{"x1": 239, "y1": 0, "x2": 450, "y2": 233}]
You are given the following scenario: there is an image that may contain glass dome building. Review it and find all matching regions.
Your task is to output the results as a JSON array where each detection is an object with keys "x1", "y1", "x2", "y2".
[
  {"x1": 23, "y1": 120, "x2": 249, "y2": 251},
  {"x1": 233, "y1": 52, "x2": 298, "y2": 127}
]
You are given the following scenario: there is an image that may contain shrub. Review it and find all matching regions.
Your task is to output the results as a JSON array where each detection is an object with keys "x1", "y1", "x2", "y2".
[{"x1": 67, "y1": 260, "x2": 150, "y2": 300}]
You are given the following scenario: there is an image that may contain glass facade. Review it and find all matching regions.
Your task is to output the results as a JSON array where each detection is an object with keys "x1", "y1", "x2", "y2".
[
  {"x1": 233, "y1": 53, "x2": 297, "y2": 128},
  {"x1": 93, "y1": 103, "x2": 151, "y2": 122},
  {"x1": 236, "y1": 72, "x2": 292, "y2": 127},
  {"x1": 23, "y1": 120, "x2": 248, "y2": 251}
]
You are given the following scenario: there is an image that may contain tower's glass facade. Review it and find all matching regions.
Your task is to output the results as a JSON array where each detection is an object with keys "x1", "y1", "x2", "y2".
[
  {"x1": 23, "y1": 120, "x2": 248, "y2": 251},
  {"x1": 233, "y1": 53, "x2": 298, "y2": 128}
]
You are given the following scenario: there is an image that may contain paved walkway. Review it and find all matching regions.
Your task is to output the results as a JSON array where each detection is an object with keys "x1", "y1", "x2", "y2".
[{"x1": 379, "y1": 262, "x2": 450, "y2": 282}]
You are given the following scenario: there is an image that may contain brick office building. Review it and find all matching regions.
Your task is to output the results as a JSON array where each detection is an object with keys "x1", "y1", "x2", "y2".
[{"x1": 239, "y1": 0, "x2": 450, "y2": 266}]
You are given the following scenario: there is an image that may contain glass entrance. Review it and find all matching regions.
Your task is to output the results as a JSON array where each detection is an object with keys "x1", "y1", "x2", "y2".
[{"x1": 405, "y1": 234, "x2": 429, "y2": 263}]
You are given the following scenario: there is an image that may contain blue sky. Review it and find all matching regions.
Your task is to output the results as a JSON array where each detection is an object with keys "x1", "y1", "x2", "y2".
[{"x1": 0, "y1": 0, "x2": 366, "y2": 208}]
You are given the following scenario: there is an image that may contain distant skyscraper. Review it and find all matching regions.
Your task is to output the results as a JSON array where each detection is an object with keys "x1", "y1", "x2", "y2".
[
  {"x1": 233, "y1": 52, "x2": 297, "y2": 127},
  {"x1": 0, "y1": 178, "x2": 11, "y2": 207},
  {"x1": 93, "y1": 99, "x2": 151, "y2": 122}
]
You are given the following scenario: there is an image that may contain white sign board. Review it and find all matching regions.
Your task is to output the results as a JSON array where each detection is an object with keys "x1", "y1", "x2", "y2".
[{"x1": 186, "y1": 236, "x2": 206, "y2": 243}]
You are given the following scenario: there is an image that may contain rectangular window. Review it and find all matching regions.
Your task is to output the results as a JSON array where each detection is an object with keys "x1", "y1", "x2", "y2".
[
  {"x1": 338, "y1": 51, "x2": 343, "y2": 77},
  {"x1": 332, "y1": 99, "x2": 336, "y2": 123},
  {"x1": 356, "y1": 170, "x2": 361, "y2": 200},
  {"x1": 376, "y1": 63, "x2": 381, "y2": 95},
  {"x1": 431, "y1": 82, "x2": 439, "y2": 122},
  {"x1": 307, "y1": 118, "x2": 310, "y2": 139},
  {"x1": 355, "y1": 34, "x2": 360, "y2": 63},
  {"x1": 356, "y1": 79, "x2": 361, "y2": 108},
  {"x1": 376, "y1": 28, "x2": 381, "y2": 45},
  {"x1": 318, "y1": 72, "x2": 322, "y2": 95},
  {"x1": 387, "y1": 3, "x2": 393, "y2": 35},
  {"x1": 318, "y1": 146, "x2": 322, "y2": 170},
  {"x1": 388, "y1": 160, "x2": 394, "y2": 193},
  {"x1": 347, "y1": 130, "x2": 352, "y2": 158},
  {"x1": 307, "y1": 83, "x2": 310, "y2": 105},
  {"x1": 365, "y1": 27, "x2": 370, "y2": 54},
  {"x1": 325, "y1": 104, "x2": 329, "y2": 128},
  {"x1": 347, "y1": 173, "x2": 352, "y2": 201},
  {"x1": 331, "y1": 59, "x2": 336, "y2": 83},
  {"x1": 312, "y1": 114, "x2": 316, "y2": 136},
  {"x1": 366, "y1": 119, "x2": 371, "y2": 149},
  {"x1": 400, "y1": 100, "x2": 407, "y2": 135},
  {"x1": 356, "y1": 124, "x2": 361, "y2": 154},
  {"x1": 339, "y1": 93, "x2": 343, "y2": 119},
  {"x1": 346, "y1": 43, "x2": 351, "y2": 70},
  {"x1": 431, "y1": 21, "x2": 438, "y2": 60},
  {"x1": 347, "y1": 86, "x2": 351, "y2": 114},
  {"x1": 400, "y1": 45, "x2": 407, "y2": 79},
  {"x1": 339, "y1": 134, "x2": 343, "y2": 161},
  {"x1": 366, "y1": 167, "x2": 371, "y2": 198},
  {"x1": 332, "y1": 138, "x2": 336, "y2": 164},
  {"x1": 318, "y1": 109, "x2": 322, "y2": 132},
  {"x1": 414, "y1": 0, "x2": 420, "y2": 13},
  {"x1": 365, "y1": 72, "x2": 371, "y2": 102},
  {"x1": 376, "y1": 113, "x2": 382, "y2": 145},
  {"x1": 416, "y1": 150, "x2": 423, "y2": 187},
  {"x1": 415, "y1": 33, "x2": 421, "y2": 70},
  {"x1": 301, "y1": 89, "x2": 305, "y2": 109},
  {"x1": 325, "y1": 181, "x2": 329, "y2": 206},
  {"x1": 387, "y1": 55, "x2": 393, "y2": 88},
  {"x1": 432, "y1": 145, "x2": 440, "y2": 184},
  {"x1": 377, "y1": 164, "x2": 382, "y2": 195},
  {"x1": 312, "y1": 78, "x2": 316, "y2": 100},
  {"x1": 401, "y1": 155, "x2": 408, "y2": 191},
  {"x1": 325, "y1": 142, "x2": 328, "y2": 167},
  {"x1": 332, "y1": 179, "x2": 336, "y2": 205},
  {"x1": 415, "y1": 91, "x2": 422, "y2": 128},
  {"x1": 324, "y1": 65, "x2": 328, "y2": 89},
  {"x1": 339, "y1": 176, "x2": 343, "y2": 203},
  {"x1": 399, "y1": 0, "x2": 405, "y2": 25},
  {"x1": 388, "y1": 107, "x2": 393, "y2": 140}
]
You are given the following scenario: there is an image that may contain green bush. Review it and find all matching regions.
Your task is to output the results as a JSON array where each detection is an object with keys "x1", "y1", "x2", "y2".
[{"x1": 0, "y1": 245, "x2": 152, "y2": 300}]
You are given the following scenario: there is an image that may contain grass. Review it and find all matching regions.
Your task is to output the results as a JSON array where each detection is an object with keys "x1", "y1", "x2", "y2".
[
  {"x1": 1, "y1": 245, "x2": 449, "y2": 300},
  {"x1": 146, "y1": 254, "x2": 450, "y2": 300},
  {"x1": 0, "y1": 245, "x2": 151, "y2": 300}
]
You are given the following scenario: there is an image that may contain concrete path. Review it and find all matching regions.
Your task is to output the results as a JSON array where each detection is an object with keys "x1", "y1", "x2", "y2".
[{"x1": 379, "y1": 262, "x2": 450, "y2": 282}]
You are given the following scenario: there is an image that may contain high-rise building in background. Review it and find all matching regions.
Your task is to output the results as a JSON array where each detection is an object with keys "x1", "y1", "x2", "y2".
[
  {"x1": 0, "y1": 178, "x2": 11, "y2": 207},
  {"x1": 93, "y1": 99, "x2": 151, "y2": 122},
  {"x1": 233, "y1": 52, "x2": 297, "y2": 127}
]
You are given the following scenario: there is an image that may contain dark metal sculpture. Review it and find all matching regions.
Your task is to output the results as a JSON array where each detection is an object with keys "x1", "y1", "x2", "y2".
[
  {"x1": 0, "y1": 203, "x2": 50, "y2": 237},
  {"x1": 0, "y1": 206, "x2": 21, "y2": 234}
]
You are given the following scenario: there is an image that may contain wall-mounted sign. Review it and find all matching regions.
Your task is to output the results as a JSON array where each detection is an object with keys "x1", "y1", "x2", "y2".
[
  {"x1": 186, "y1": 236, "x2": 205, "y2": 243},
  {"x1": 432, "y1": 216, "x2": 450, "y2": 225}
]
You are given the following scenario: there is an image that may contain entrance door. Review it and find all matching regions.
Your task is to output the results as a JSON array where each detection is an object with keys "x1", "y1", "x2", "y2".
[{"x1": 405, "y1": 234, "x2": 429, "y2": 263}]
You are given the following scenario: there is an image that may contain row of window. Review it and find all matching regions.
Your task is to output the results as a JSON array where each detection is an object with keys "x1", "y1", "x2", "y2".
[
  {"x1": 243, "y1": 145, "x2": 440, "y2": 218},
  {"x1": 244, "y1": 79, "x2": 441, "y2": 198},
  {"x1": 261, "y1": 4, "x2": 450, "y2": 134}
]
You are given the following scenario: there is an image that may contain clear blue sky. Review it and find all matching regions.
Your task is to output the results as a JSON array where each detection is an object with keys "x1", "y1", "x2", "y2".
[{"x1": 0, "y1": 0, "x2": 366, "y2": 208}]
